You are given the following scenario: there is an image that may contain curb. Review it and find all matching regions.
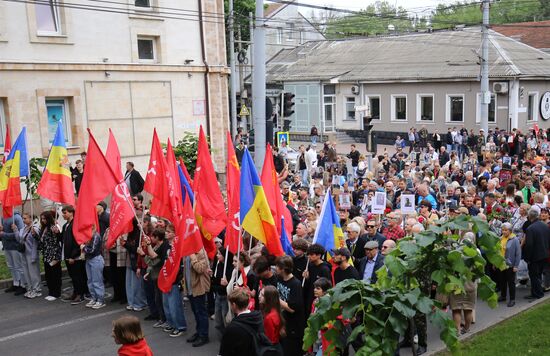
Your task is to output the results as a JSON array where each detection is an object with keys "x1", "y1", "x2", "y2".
[
  {"x1": 428, "y1": 294, "x2": 550, "y2": 355},
  {"x1": 0, "y1": 268, "x2": 69, "y2": 290}
]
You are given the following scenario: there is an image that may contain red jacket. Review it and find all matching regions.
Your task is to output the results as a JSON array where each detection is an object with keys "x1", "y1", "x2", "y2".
[
  {"x1": 263, "y1": 309, "x2": 281, "y2": 344},
  {"x1": 118, "y1": 338, "x2": 153, "y2": 356}
]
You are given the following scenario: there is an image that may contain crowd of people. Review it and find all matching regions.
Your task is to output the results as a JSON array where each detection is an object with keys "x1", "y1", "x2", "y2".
[{"x1": 1, "y1": 124, "x2": 550, "y2": 356}]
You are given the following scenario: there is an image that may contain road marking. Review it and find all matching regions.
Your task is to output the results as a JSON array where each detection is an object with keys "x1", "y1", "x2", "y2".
[{"x1": 0, "y1": 309, "x2": 124, "y2": 343}]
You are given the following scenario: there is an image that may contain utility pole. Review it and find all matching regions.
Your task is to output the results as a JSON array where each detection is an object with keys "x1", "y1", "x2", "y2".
[
  {"x1": 237, "y1": 27, "x2": 246, "y2": 130},
  {"x1": 252, "y1": 0, "x2": 266, "y2": 169},
  {"x1": 228, "y1": 0, "x2": 237, "y2": 138},
  {"x1": 480, "y1": 0, "x2": 490, "y2": 137}
]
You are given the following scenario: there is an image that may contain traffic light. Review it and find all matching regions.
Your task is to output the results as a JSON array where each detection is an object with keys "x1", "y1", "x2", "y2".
[
  {"x1": 283, "y1": 92, "x2": 295, "y2": 117},
  {"x1": 283, "y1": 119, "x2": 292, "y2": 131},
  {"x1": 363, "y1": 116, "x2": 373, "y2": 132}
]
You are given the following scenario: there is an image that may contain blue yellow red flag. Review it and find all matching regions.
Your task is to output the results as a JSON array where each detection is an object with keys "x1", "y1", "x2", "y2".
[
  {"x1": 37, "y1": 123, "x2": 75, "y2": 205},
  {"x1": 240, "y1": 148, "x2": 284, "y2": 256},
  {"x1": 312, "y1": 187, "x2": 344, "y2": 255},
  {"x1": 0, "y1": 127, "x2": 29, "y2": 215}
]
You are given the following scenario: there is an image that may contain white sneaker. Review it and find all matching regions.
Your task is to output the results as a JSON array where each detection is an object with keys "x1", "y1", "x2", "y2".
[
  {"x1": 34, "y1": 291, "x2": 42, "y2": 297},
  {"x1": 27, "y1": 291, "x2": 37, "y2": 299},
  {"x1": 24, "y1": 291, "x2": 31, "y2": 298},
  {"x1": 45, "y1": 296, "x2": 57, "y2": 301},
  {"x1": 92, "y1": 302, "x2": 106, "y2": 309},
  {"x1": 85, "y1": 300, "x2": 97, "y2": 308},
  {"x1": 126, "y1": 305, "x2": 134, "y2": 311}
]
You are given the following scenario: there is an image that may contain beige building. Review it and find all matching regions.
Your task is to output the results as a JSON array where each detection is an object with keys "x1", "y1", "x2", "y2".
[{"x1": 0, "y1": 0, "x2": 229, "y2": 171}]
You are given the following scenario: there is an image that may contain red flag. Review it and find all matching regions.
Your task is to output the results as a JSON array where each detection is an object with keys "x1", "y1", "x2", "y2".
[
  {"x1": 143, "y1": 130, "x2": 173, "y2": 221},
  {"x1": 225, "y1": 131, "x2": 241, "y2": 254},
  {"x1": 158, "y1": 147, "x2": 203, "y2": 293},
  {"x1": 534, "y1": 124, "x2": 540, "y2": 137},
  {"x1": 73, "y1": 130, "x2": 119, "y2": 244},
  {"x1": 164, "y1": 138, "x2": 184, "y2": 228},
  {"x1": 3, "y1": 124, "x2": 11, "y2": 164},
  {"x1": 105, "y1": 130, "x2": 134, "y2": 249},
  {"x1": 261, "y1": 144, "x2": 293, "y2": 240},
  {"x1": 194, "y1": 126, "x2": 226, "y2": 259}
]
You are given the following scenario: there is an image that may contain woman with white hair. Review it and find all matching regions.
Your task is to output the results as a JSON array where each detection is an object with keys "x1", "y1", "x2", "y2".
[{"x1": 497, "y1": 223, "x2": 521, "y2": 307}]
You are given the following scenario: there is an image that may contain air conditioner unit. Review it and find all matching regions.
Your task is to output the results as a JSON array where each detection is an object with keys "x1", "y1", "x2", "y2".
[
  {"x1": 351, "y1": 85, "x2": 360, "y2": 95},
  {"x1": 493, "y1": 82, "x2": 508, "y2": 94}
]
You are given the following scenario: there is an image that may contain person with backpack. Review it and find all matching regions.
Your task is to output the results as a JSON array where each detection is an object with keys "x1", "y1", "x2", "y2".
[{"x1": 219, "y1": 288, "x2": 281, "y2": 356}]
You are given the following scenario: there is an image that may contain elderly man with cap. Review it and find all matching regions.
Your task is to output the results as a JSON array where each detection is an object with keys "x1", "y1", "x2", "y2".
[
  {"x1": 345, "y1": 222, "x2": 366, "y2": 264},
  {"x1": 332, "y1": 248, "x2": 360, "y2": 285},
  {"x1": 358, "y1": 241, "x2": 385, "y2": 284}
]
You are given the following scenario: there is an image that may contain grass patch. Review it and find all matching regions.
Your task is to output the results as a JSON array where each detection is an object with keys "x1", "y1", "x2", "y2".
[
  {"x1": 440, "y1": 299, "x2": 550, "y2": 355},
  {"x1": 0, "y1": 254, "x2": 10, "y2": 280},
  {"x1": 0, "y1": 253, "x2": 45, "y2": 281}
]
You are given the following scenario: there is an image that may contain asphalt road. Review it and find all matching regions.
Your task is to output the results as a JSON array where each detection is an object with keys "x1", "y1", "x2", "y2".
[
  {"x1": 0, "y1": 278, "x2": 546, "y2": 356},
  {"x1": 0, "y1": 279, "x2": 221, "y2": 356}
]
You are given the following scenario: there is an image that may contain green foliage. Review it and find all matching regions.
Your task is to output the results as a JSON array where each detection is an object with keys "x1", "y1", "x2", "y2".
[
  {"x1": 23, "y1": 157, "x2": 46, "y2": 200},
  {"x1": 224, "y1": 0, "x2": 256, "y2": 50},
  {"x1": 303, "y1": 215, "x2": 506, "y2": 355},
  {"x1": 170, "y1": 132, "x2": 201, "y2": 176},
  {"x1": 431, "y1": 0, "x2": 550, "y2": 30},
  {"x1": 325, "y1": 1, "x2": 420, "y2": 38}
]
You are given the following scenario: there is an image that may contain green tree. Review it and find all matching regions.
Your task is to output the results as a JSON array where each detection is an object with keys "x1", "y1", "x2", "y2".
[
  {"x1": 303, "y1": 215, "x2": 506, "y2": 355},
  {"x1": 430, "y1": 0, "x2": 548, "y2": 30},
  {"x1": 224, "y1": 0, "x2": 256, "y2": 51},
  {"x1": 170, "y1": 132, "x2": 200, "y2": 176},
  {"x1": 324, "y1": 1, "x2": 419, "y2": 38}
]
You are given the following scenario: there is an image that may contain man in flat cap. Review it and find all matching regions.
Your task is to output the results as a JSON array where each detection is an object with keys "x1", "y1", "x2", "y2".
[{"x1": 357, "y1": 241, "x2": 385, "y2": 284}]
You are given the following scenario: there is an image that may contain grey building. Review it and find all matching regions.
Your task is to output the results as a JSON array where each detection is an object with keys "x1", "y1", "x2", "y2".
[{"x1": 266, "y1": 28, "x2": 550, "y2": 138}]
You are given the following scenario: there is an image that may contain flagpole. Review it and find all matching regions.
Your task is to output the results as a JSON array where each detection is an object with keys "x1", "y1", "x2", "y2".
[
  {"x1": 235, "y1": 227, "x2": 242, "y2": 286},
  {"x1": 222, "y1": 245, "x2": 230, "y2": 282},
  {"x1": 119, "y1": 184, "x2": 145, "y2": 245}
]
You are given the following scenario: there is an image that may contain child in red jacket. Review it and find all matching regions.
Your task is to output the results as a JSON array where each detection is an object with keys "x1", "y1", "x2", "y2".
[{"x1": 112, "y1": 315, "x2": 153, "y2": 356}]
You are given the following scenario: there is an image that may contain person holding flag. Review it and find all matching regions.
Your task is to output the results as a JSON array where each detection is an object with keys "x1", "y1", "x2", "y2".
[
  {"x1": 240, "y1": 148, "x2": 284, "y2": 256},
  {"x1": 0, "y1": 127, "x2": 29, "y2": 295}
]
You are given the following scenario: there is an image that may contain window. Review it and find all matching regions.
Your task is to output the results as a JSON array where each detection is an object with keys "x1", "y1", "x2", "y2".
[
  {"x1": 299, "y1": 30, "x2": 304, "y2": 44},
  {"x1": 345, "y1": 97, "x2": 356, "y2": 120},
  {"x1": 417, "y1": 94, "x2": 434, "y2": 121},
  {"x1": 134, "y1": 0, "x2": 150, "y2": 7},
  {"x1": 367, "y1": 96, "x2": 380, "y2": 120},
  {"x1": 276, "y1": 28, "x2": 283, "y2": 44},
  {"x1": 323, "y1": 85, "x2": 336, "y2": 131},
  {"x1": 35, "y1": 1, "x2": 60, "y2": 34},
  {"x1": 46, "y1": 99, "x2": 71, "y2": 144},
  {"x1": 287, "y1": 23, "x2": 294, "y2": 40},
  {"x1": 446, "y1": 95, "x2": 464, "y2": 122},
  {"x1": 137, "y1": 37, "x2": 155, "y2": 61},
  {"x1": 476, "y1": 93, "x2": 497, "y2": 123},
  {"x1": 0, "y1": 99, "x2": 6, "y2": 147},
  {"x1": 527, "y1": 92, "x2": 538, "y2": 121},
  {"x1": 391, "y1": 95, "x2": 407, "y2": 121}
]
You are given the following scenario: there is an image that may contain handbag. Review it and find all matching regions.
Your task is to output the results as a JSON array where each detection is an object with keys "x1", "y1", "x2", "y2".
[{"x1": 16, "y1": 238, "x2": 26, "y2": 253}]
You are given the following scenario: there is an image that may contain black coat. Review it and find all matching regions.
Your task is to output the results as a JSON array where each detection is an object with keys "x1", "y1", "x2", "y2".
[
  {"x1": 219, "y1": 311, "x2": 265, "y2": 356},
  {"x1": 346, "y1": 236, "x2": 366, "y2": 264},
  {"x1": 124, "y1": 169, "x2": 144, "y2": 195},
  {"x1": 523, "y1": 220, "x2": 550, "y2": 263},
  {"x1": 357, "y1": 254, "x2": 385, "y2": 284}
]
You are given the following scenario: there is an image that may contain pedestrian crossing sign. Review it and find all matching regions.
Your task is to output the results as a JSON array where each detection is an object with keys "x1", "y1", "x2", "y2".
[{"x1": 239, "y1": 104, "x2": 250, "y2": 116}]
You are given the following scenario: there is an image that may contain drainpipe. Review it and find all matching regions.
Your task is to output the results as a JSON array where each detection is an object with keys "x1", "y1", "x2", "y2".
[{"x1": 198, "y1": 0, "x2": 211, "y2": 136}]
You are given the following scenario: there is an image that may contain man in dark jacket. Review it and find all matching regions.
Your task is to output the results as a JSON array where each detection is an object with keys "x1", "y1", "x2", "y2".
[
  {"x1": 124, "y1": 162, "x2": 144, "y2": 196},
  {"x1": 358, "y1": 241, "x2": 385, "y2": 284},
  {"x1": 62, "y1": 205, "x2": 88, "y2": 304},
  {"x1": 219, "y1": 288, "x2": 266, "y2": 356},
  {"x1": 96, "y1": 201, "x2": 110, "y2": 237},
  {"x1": 523, "y1": 208, "x2": 550, "y2": 299}
]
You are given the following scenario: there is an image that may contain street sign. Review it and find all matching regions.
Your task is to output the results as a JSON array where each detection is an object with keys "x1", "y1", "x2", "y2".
[{"x1": 239, "y1": 104, "x2": 250, "y2": 116}]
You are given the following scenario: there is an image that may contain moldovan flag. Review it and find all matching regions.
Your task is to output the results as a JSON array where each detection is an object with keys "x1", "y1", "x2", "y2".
[
  {"x1": 105, "y1": 129, "x2": 134, "y2": 249},
  {"x1": 194, "y1": 126, "x2": 226, "y2": 259},
  {"x1": 260, "y1": 144, "x2": 293, "y2": 239},
  {"x1": 3, "y1": 124, "x2": 11, "y2": 163},
  {"x1": 73, "y1": 129, "x2": 119, "y2": 244},
  {"x1": 240, "y1": 148, "x2": 283, "y2": 256},
  {"x1": 225, "y1": 131, "x2": 241, "y2": 254},
  {"x1": 0, "y1": 127, "x2": 29, "y2": 217},
  {"x1": 312, "y1": 187, "x2": 344, "y2": 257},
  {"x1": 37, "y1": 123, "x2": 75, "y2": 206}
]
